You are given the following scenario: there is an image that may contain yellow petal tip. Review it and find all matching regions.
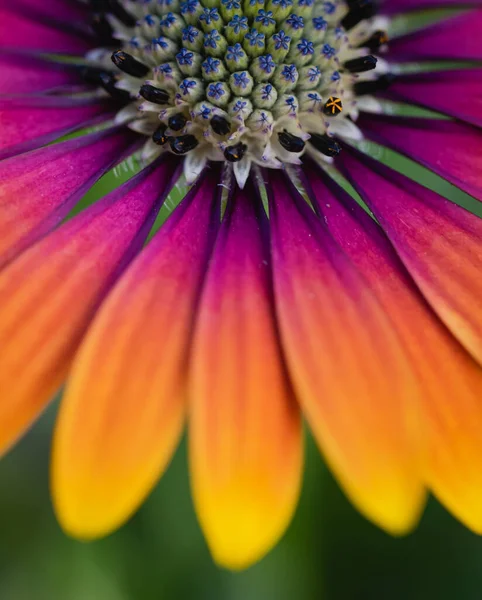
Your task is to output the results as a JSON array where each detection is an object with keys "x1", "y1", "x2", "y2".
[{"x1": 194, "y1": 476, "x2": 301, "y2": 571}]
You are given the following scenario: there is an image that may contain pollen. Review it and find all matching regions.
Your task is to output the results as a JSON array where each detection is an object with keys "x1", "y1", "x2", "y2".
[{"x1": 94, "y1": 0, "x2": 389, "y2": 184}]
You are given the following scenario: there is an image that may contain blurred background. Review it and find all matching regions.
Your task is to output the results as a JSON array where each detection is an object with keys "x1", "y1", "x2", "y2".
[{"x1": 2, "y1": 402, "x2": 482, "y2": 600}]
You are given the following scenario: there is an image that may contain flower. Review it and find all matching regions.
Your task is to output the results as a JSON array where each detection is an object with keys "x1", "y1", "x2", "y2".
[{"x1": 0, "y1": 0, "x2": 482, "y2": 573}]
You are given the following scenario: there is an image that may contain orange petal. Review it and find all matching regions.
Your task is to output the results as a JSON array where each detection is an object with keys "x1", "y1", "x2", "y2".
[
  {"x1": 316, "y1": 159, "x2": 482, "y2": 533},
  {"x1": 51, "y1": 172, "x2": 218, "y2": 539},
  {"x1": 269, "y1": 174, "x2": 425, "y2": 535},
  {"x1": 0, "y1": 162, "x2": 171, "y2": 455},
  {"x1": 189, "y1": 187, "x2": 303, "y2": 570}
]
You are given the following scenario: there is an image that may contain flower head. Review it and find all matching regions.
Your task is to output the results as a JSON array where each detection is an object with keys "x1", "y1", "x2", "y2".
[{"x1": 1, "y1": 0, "x2": 482, "y2": 573}]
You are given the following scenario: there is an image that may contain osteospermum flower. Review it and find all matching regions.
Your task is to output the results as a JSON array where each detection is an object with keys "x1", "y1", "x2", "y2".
[{"x1": 1, "y1": 0, "x2": 482, "y2": 570}]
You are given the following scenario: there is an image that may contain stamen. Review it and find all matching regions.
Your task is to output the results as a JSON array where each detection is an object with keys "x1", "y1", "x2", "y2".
[
  {"x1": 153, "y1": 124, "x2": 169, "y2": 146},
  {"x1": 168, "y1": 114, "x2": 188, "y2": 131},
  {"x1": 309, "y1": 134, "x2": 342, "y2": 157},
  {"x1": 360, "y1": 30, "x2": 389, "y2": 52},
  {"x1": 344, "y1": 55, "x2": 378, "y2": 74},
  {"x1": 341, "y1": 0, "x2": 376, "y2": 31},
  {"x1": 170, "y1": 135, "x2": 199, "y2": 154},
  {"x1": 111, "y1": 50, "x2": 150, "y2": 78},
  {"x1": 211, "y1": 115, "x2": 231, "y2": 135},
  {"x1": 354, "y1": 73, "x2": 396, "y2": 95},
  {"x1": 96, "y1": 0, "x2": 391, "y2": 178},
  {"x1": 139, "y1": 84, "x2": 170, "y2": 105},
  {"x1": 278, "y1": 130, "x2": 305, "y2": 153},
  {"x1": 323, "y1": 97, "x2": 343, "y2": 117},
  {"x1": 224, "y1": 143, "x2": 247, "y2": 162}
]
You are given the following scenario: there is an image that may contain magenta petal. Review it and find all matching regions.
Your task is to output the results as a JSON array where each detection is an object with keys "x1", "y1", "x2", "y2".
[
  {"x1": 0, "y1": 8, "x2": 91, "y2": 54},
  {"x1": 0, "y1": 53, "x2": 82, "y2": 95},
  {"x1": 0, "y1": 127, "x2": 137, "y2": 267},
  {"x1": 386, "y1": 70, "x2": 482, "y2": 128},
  {"x1": 359, "y1": 114, "x2": 482, "y2": 202},
  {"x1": 1, "y1": 0, "x2": 89, "y2": 25},
  {"x1": 0, "y1": 97, "x2": 114, "y2": 160},
  {"x1": 389, "y1": 9, "x2": 482, "y2": 60},
  {"x1": 338, "y1": 149, "x2": 482, "y2": 364},
  {"x1": 381, "y1": 0, "x2": 482, "y2": 13}
]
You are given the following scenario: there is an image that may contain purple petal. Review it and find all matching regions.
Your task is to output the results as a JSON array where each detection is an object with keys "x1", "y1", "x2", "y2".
[
  {"x1": 359, "y1": 114, "x2": 482, "y2": 202},
  {"x1": 389, "y1": 9, "x2": 482, "y2": 60},
  {"x1": 0, "y1": 52, "x2": 82, "y2": 95},
  {"x1": 0, "y1": 127, "x2": 138, "y2": 267},
  {"x1": 0, "y1": 7, "x2": 91, "y2": 54},
  {"x1": 381, "y1": 0, "x2": 482, "y2": 14},
  {"x1": 385, "y1": 69, "x2": 482, "y2": 128},
  {"x1": 0, "y1": 96, "x2": 114, "y2": 160}
]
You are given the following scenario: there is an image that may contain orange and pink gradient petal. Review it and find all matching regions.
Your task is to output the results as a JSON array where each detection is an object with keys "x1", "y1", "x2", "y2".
[
  {"x1": 52, "y1": 171, "x2": 218, "y2": 539},
  {"x1": 269, "y1": 174, "x2": 425, "y2": 535},
  {"x1": 0, "y1": 162, "x2": 170, "y2": 457},
  {"x1": 189, "y1": 185, "x2": 303, "y2": 570}
]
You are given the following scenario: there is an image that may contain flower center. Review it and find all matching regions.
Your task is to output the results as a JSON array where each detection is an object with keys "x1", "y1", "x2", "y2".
[{"x1": 88, "y1": 0, "x2": 390, "y2": 185}]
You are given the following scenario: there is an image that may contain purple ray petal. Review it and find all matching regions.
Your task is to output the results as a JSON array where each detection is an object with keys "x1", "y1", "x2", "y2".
[
  {"x1": 0, "y1": 52, "x2": 83, "y2": 95},
  {"x1": 0, "y1": 96, "x2": 115, "y2": 161},
  {"x1": 389, "y1": 9, "x2": 482, "y2": 60},
  {"x1": 0, "y1": 7, "x2": 91, "y2": 54},
  {"x1": 337, "y1": 148, "x2": 482, "y2": 364},
  {"x1": 0, "y1": 0, "x2": 89, "y2": 24},
  {"x1": 385, "y1": 70, "x2": 482, "y2": 128},
  {"x1": 0, "y1": 126, "x2": 138, "y2": 267},
  {"x1": 358, "y1": 114, "x2": 482, "y2": 202},
  {"x1": 381, "y1": 0, "x2": 482, "y2": 14}
]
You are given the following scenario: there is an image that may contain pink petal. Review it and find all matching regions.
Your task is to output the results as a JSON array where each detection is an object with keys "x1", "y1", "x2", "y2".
[
  {"x1": 0, "y1": 96, "x2": 114, "y2": 160},
  {"x1": 386, "y1": 70, "x2": 482, "y2": 128},
  {"x1": 0, "y1": 159, "x2": 174, "y2": 456},
  {"x1": 304, "y1": 162, "x2": 482, "y2": 534},
  {"x1": 269, "y1": 172, "x2": 424, "y2": 534},
  {"x1": 0, "y1": 8, "x2": 91, "y2": 54},
  {"x1": 0, "y1": 127, "x2": 137, "y2": 267},
  {"x1": 0, "y1": 53, "x2": 82, "y2": 94},
  {"x1": 0, "y1": 0, "x2": 89, "y2": 25},
  {"x1": 381, "y1": 0, "x2": 482, "y2": 14},
  {"x1": 389, "y1": 9, "x2": 482, "y2": 60},
  {"x1": 189, "y1": 185, "x2": 303, "y2": 569},
  {"x1": 339, "y1": 149, "x2": 482, "y2": 364},
  {"x1": 360, "y1": 114, "x2": 482, "y2": 203}
]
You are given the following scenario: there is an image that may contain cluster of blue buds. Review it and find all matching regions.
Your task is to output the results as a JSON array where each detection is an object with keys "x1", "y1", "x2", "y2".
[{"x1": 101, "y1": 0, "x2": 389, "y2": 185}]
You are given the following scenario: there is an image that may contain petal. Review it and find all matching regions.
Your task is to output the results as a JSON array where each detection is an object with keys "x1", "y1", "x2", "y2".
[
  {"x1": 189, "y1": 185, "x2": 303, "y2": 570},
  {"x1": 0, "y1": 8, "x2": 91, "y2": 54},
  {"x1": 381, "y1": 0, "x2": 482, "y2": 13},
  {"x1": 0, "y1": 53, "x2": 82, "y2": 94},
  {"x1": 269, "y1": 173, "x2": 425, "y2": 535},
  {"x1": 1, "y1": 0, "x2": 89, "y2": 25},
  {"x1": 0, "y1": 96, "x2": 114, "y2": 161},
  {"x1": 0, "y1": 161, "x2": 171, "y2": 456},
  {"x1": 306, "y1": 163, "x2": 482, "y2": 533},
  {"x1": 386, "y1": 70, "x2": 482, "y2": 128},
  {"x1": 339, "y1": 149, "x2": 482, "y2": 365},
  {"x1": 51, "y1": 168, "x2": 215, "y2": 541},
  {"x1": 0, "y1": 127, "x2": 136, "y2": 267},
  {"x1": 389, "y1": 9, "x2": 482, "y2": 60},
  {"x1": 360, "y1": 114, "x2": 482, "y2": 202}
]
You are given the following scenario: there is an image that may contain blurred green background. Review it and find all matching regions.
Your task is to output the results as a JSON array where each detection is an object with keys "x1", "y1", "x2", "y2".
[{"x1": 3, "y1": 402, "x2": 482, "y2": 600}]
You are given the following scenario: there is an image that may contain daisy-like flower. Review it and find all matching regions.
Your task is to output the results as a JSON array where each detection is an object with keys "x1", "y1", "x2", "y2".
[{"x1": 1, "y1": 0, "x2": 482, "y2": 572}]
